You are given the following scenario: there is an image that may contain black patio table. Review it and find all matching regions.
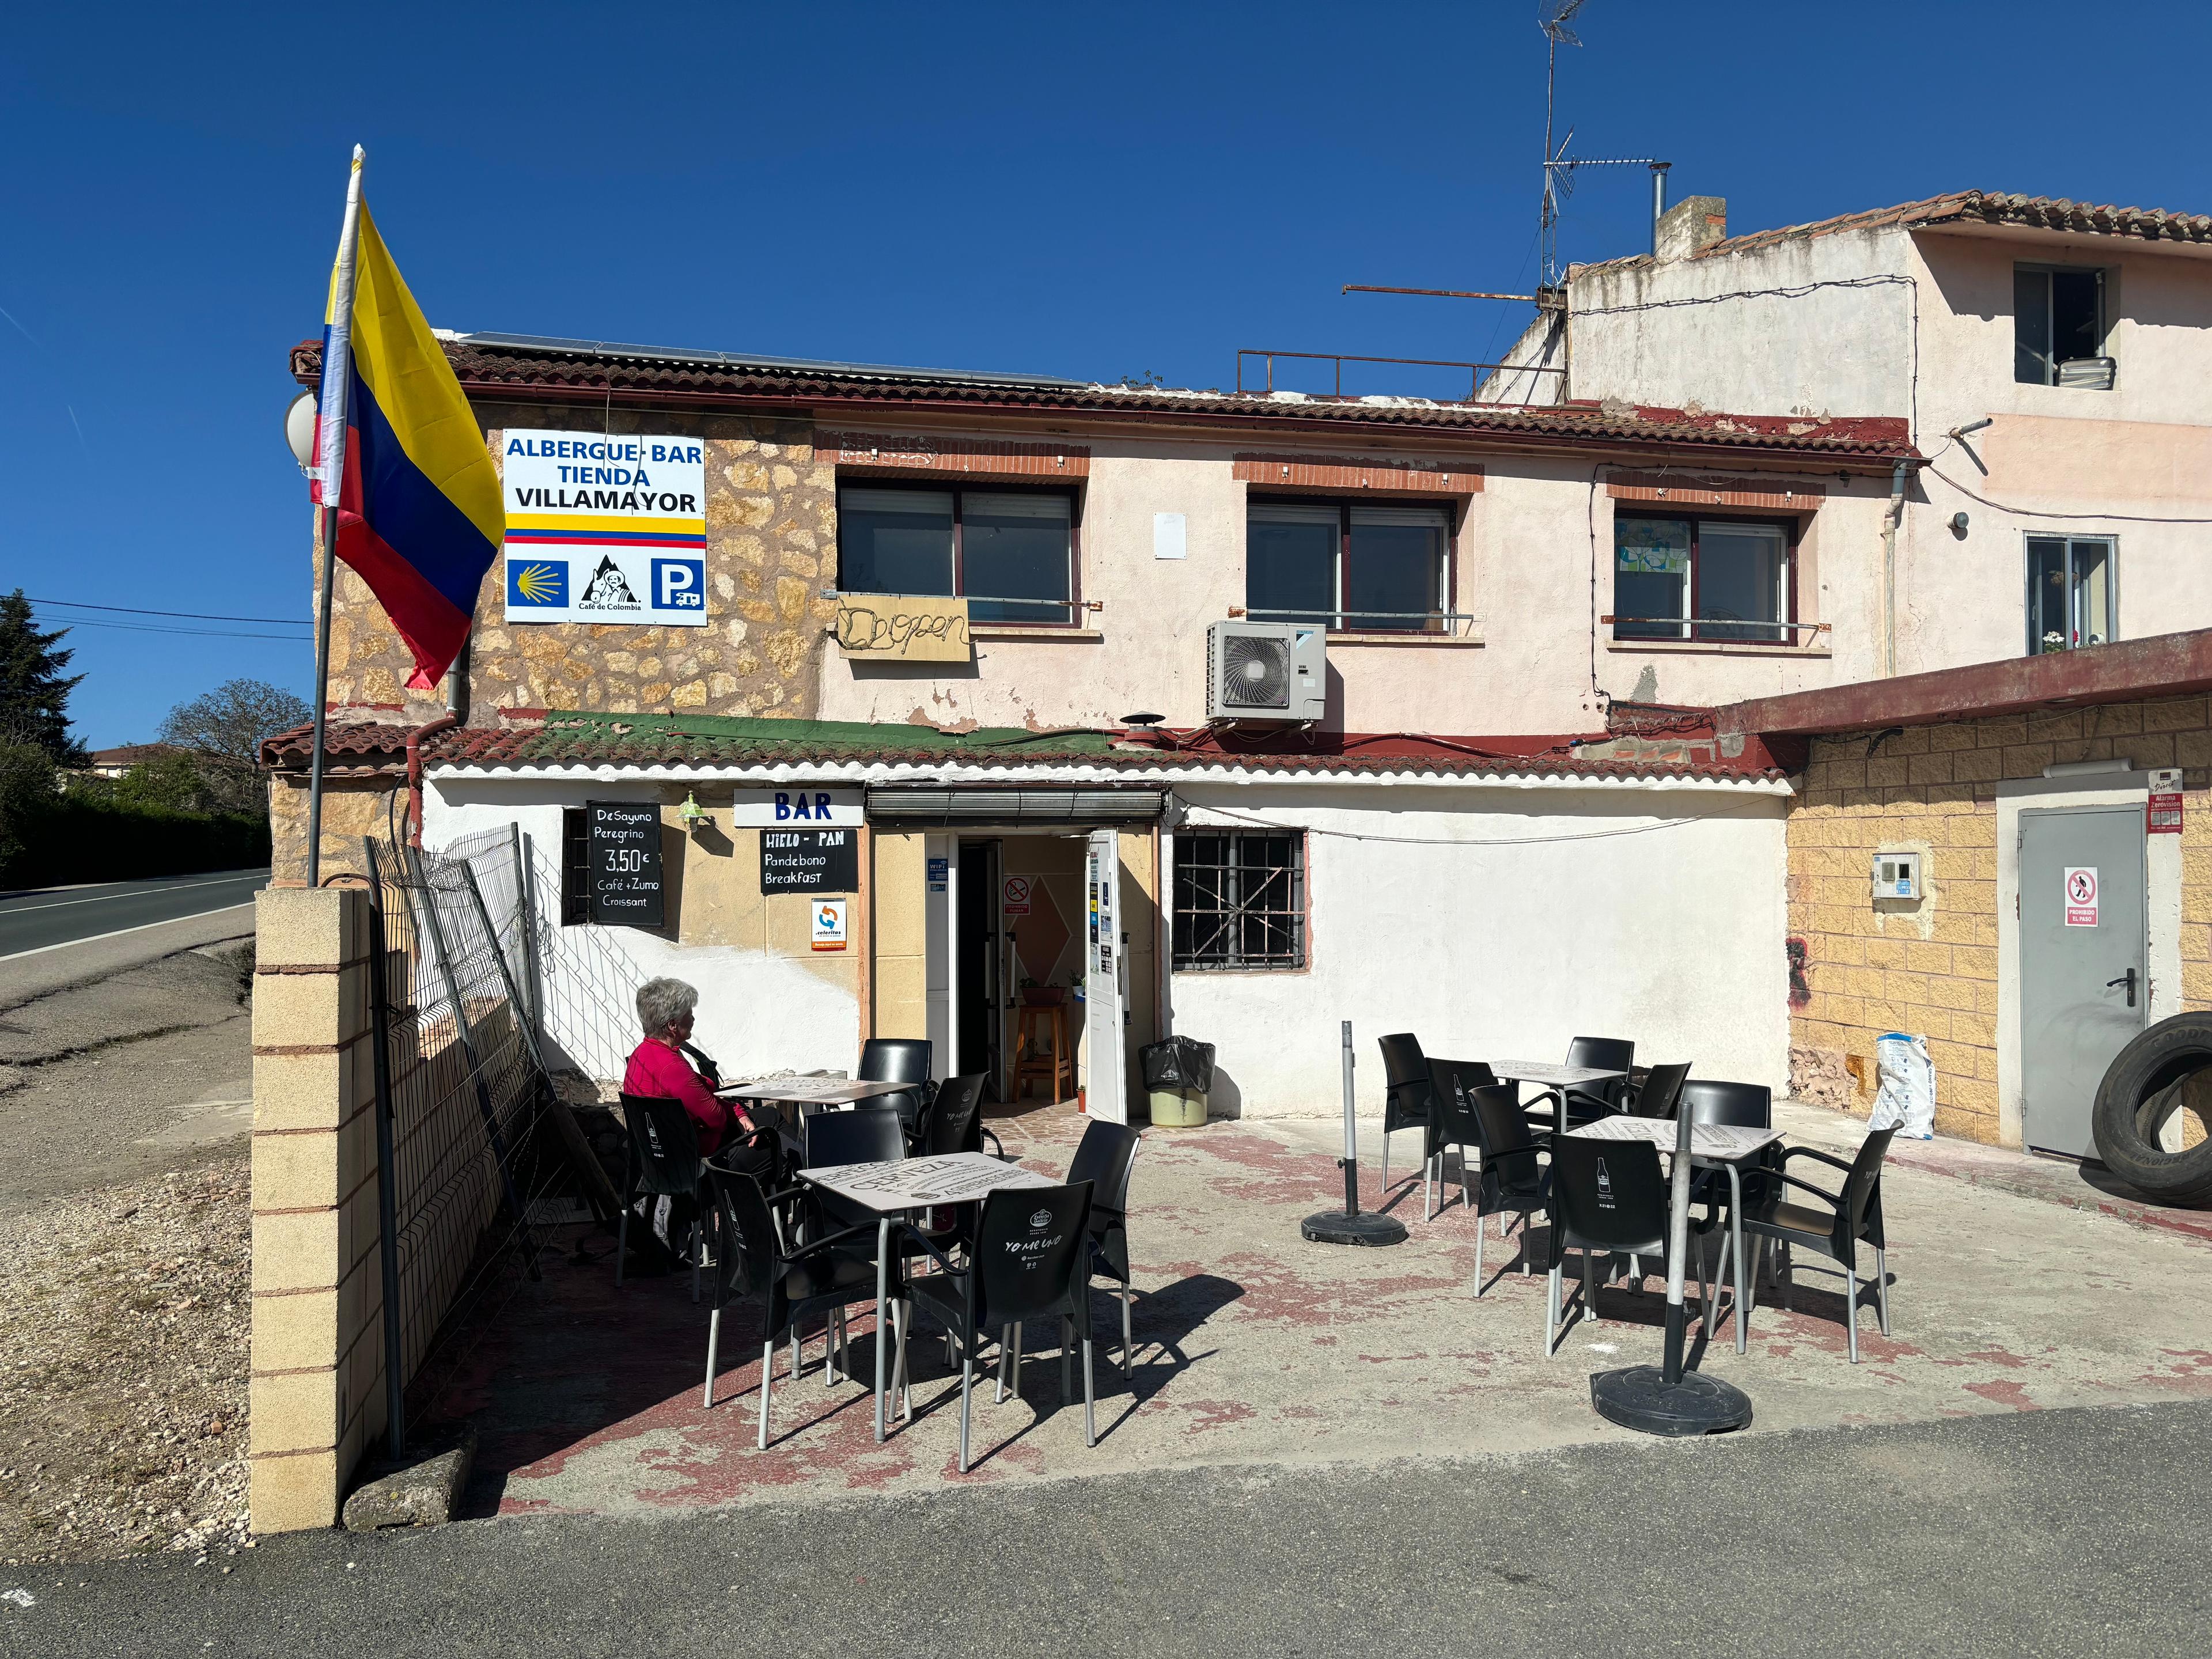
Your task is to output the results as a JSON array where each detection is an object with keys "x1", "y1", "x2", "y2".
[{"x1": 796, "y1": 1152, "x2": 1055, "y2": 1442}]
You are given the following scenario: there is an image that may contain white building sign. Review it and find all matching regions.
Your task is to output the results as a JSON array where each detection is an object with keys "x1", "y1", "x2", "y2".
[{"x1": 501, "y1": 429, "x2": 709, "y2": 626}]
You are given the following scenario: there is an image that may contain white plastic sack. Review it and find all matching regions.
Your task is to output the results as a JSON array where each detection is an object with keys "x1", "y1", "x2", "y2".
[{"x1": 1869, "y1": 1032, "x2": 1936, "y2": 1139}]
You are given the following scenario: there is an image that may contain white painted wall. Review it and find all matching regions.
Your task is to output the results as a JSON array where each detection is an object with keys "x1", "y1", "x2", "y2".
[
  {"x1": 1566, "y1": 227, "x2": 1918, "y2": 419},
  {"x1": 1163, "y1": 777, "x2": 1793, "y2": 1118},
  {"x1": 425, "y1": 777, "x2": 861, "y2": 1086}
]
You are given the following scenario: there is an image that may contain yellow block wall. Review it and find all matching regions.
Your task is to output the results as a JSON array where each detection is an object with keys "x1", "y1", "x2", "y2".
[{"x1": 1787, "y1": 695, "x2": 2212, "y2": 1143}]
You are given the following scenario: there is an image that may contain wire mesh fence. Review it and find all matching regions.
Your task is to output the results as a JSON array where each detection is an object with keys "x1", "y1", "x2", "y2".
[{"x1": 364, "y1": 827, "x2": 573, "y2": 1449}]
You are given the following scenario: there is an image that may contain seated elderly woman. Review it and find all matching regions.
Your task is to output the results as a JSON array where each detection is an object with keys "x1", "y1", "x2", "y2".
[{"x1": 623, "y1": 976, "x2": 775, "y2": 1180}]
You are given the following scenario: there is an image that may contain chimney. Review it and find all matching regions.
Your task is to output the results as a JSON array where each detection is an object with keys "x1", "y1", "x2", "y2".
[{"x1": 1654, "y1": 195, "x2": 1727, "y2": 262}]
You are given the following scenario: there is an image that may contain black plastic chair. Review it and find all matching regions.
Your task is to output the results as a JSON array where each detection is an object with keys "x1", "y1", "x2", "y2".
[
  {"x1": 701, "y1": 1166, "x2": 888, "y2": 1443},
  {"x1": 1066, "y1": 1119, "x2": 1143, "y2": 1376},
  {"x1": 921, "y1": 1073, "x2": 1004, "y2": 1160},
  {"x1": 1458, "y1": 1070, "x2": 1552, "y2": 1294},
  {"x1": 802, "y1": 1104, "x2": 907, "y2": 1234},
  {"x1": 1734, "y1": 1128, "x2": 1896, "y2": 1363},
  {"x1": 615, "y1": 1092, "x2": 711, "y2": 1302},
  {"x1": 1544, "y1": 1134, "x2": 1707, "y2": 1357},
  {"x1": 1376, "y1": 1033, "x2": 1436, "y2": 1206},
  {"x1": 859, "y1": 1037, "x2": 935, "y2": 1140},
  {"x1": 895, "y1": 1181, "x2": 1097, "y2": 1472},
  {"x1": 1525, "y1": 1036, "x2": 1635, "y2": 1132},
  {"x1": 1626, "y1": 1061, "x2": 1691, "y2": 1120},
  {"x1": 1680, "y1": 1078, "x2": 1778, "y2": 1226},
  {"x1": 1414, "y1": 1057, "x2": 1506, "y2": 1223}
]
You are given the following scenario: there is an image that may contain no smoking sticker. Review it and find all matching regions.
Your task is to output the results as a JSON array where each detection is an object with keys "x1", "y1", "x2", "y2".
[
  {"x1": 2065, "y1": 866, "x2": 2099, "y2": 927},
  {"x1": 1002, "y1": 876, "x2": 1032, "y2": 916}
]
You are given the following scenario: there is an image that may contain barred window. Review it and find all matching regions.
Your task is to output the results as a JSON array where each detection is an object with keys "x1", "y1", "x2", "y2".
[{"x1": 1173, "y1": 831, "x2": 1306, "y2": 971}]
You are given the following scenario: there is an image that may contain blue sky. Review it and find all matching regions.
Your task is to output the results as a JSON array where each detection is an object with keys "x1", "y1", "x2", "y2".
[{"x1": 6, "y1": 1, "x2": 2209, "y2": 747}]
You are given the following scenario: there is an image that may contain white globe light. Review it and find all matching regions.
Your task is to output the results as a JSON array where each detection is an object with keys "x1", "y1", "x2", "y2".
[{"x1": 285, "y1": 390, "x2": 319, "y2": 469}]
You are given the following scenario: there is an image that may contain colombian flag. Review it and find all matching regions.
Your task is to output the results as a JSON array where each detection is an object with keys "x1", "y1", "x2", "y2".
[{"x1": 312, "y1": 185, "x2": 502, "y2": 690}]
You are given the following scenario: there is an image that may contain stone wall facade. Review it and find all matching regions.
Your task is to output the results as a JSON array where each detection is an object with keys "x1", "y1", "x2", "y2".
[
  {"x1": 317, "y1": 404, "x2": 839, "y2": 726},
  {"x1": 1786, "y1": 694, "x2": 2212, "y2": 1143}
]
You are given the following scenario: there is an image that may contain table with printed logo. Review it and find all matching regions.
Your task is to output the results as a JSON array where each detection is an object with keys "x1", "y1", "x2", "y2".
[{"x1": 797, "y1": 1152, "x2": 1054, "y2": 1441}]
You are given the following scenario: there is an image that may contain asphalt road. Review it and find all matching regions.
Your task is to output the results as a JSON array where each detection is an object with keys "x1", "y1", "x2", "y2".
[
  {"x1": 0, "y1": 870, "x2": 269, "y2": 960},
  {"x1": 5, "y1": 1401, "x2": 2206, "y2": 1657}
]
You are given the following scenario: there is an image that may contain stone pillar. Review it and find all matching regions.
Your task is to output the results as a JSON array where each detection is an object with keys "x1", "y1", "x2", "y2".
[{"x1": 247, "y1": 887, "x2": 385, "y2": 1532}]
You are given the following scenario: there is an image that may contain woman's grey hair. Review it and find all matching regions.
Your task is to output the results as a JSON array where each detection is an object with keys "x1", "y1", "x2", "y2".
[{"x1": 636, "y1": 976, "x2": 699, "y2": 1036}]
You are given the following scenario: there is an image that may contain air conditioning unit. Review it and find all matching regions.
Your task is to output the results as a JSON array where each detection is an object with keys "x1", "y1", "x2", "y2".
[
  {"x1": 1206, "y1": 620, "x2": 1327, "y2": 722},
  {"x1": 2057, "y1": 357, "x2": 2116, "y2": 391}
]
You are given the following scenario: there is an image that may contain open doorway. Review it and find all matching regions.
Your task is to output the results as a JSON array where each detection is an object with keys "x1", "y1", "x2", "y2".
[{"x1": 955, "y1": 839, "x2": 1002, "y2": 1098}]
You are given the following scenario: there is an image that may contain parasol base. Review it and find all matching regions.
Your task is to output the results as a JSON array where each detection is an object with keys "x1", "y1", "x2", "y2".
[
  {"x1": 1590, "y1": 1365, "x2": 1753, "y2": 1437},
  {"x1": 1301, "y1": 1209, "x2": 1408, "y2": 1247}
]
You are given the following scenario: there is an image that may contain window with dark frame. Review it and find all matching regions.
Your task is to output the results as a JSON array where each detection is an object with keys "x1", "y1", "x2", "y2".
[
  {"x1": 836, "y1": 484, "x2": 1077, "y2": 624},
  {"x1": 1612, "y1": 513, "x2": 1795, "y2": 643},
  {"x1": 1246, "y1": 499, "x2": 1449, "y2": 632},
  {"x1": 2027, "y1": 535, "x2": 2116, "y2": 654},
  {"x1": 2014, "y1": 264, "x2": 2107, "y2": 387},
  {"x1": 1173, "y1": 831, "x2": 1306, "y2": 971}
]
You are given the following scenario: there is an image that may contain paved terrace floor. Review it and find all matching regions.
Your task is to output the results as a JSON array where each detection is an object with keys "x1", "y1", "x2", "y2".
[{"x1": 416, "y1": 1100, "x2": 2212, "y2": 1519}]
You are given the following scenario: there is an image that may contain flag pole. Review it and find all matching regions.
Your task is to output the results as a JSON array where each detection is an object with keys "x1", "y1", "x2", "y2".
[{"x1": 306, "y1": 145, "x2": 366, "y2": 889}]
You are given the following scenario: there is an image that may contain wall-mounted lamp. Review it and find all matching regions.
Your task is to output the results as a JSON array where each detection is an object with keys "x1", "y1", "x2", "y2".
[
  {"x1": 678, "y1": 790, "x2": 712, "y2": 834},
  {"x1": 1949, "y1": 511, "x2": 1970, "y2": 536}
]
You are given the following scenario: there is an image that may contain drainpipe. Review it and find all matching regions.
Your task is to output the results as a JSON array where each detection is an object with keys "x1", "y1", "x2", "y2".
[
  {"x1": 404, "y1": 637, "x2": 469, "y2": 847},
  {"x1": 1880, "y1": 460, "x2": 1908, "y2": 677}
]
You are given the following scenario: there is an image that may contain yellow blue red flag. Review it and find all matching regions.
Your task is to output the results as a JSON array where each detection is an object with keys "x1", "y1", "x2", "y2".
[{"x1": 311, "y1": 177, "x2": 502, "y2": 690}]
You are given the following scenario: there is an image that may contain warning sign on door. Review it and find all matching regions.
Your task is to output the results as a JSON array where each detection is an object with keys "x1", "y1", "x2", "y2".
[
  {"x1": 1002, "y1": 876, "x2": 1032, "y2": 916},
  {"x1": 2065, "y1": 866, "x2": 2099, "y2": 927}
]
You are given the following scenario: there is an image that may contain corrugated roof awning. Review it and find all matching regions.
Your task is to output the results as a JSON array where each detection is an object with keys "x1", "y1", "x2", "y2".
[{"x1": 865, "y1": 787, "x2": 1164, "y2": 825}]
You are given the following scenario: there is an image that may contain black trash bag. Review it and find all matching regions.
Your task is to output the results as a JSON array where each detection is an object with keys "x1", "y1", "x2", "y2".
[{"x1": 1141, "y1": 1035, "x2": 1216, "y2": 1093}]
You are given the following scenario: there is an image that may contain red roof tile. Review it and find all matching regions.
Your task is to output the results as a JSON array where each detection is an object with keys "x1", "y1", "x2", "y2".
[
  {"x1": 261, "y1": 711, "x2": 1785, "y2": 787},
  {"x1": 286, "y1": 340, "x2": 1916, "y2": 463},
  {"x1": 1585, "y1": 190, "x2": 2212, "y2": 275}
]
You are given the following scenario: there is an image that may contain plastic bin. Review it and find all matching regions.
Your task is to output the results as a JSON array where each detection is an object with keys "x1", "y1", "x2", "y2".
[{"x1": 1148, "y1": 1086, "x2": 1208, "y2": 1127}]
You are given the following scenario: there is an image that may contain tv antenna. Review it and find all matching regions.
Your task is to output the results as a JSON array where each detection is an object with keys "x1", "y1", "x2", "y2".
[{"x1": 1539, "y1": 1, "x2": 1669, "y2": 287}]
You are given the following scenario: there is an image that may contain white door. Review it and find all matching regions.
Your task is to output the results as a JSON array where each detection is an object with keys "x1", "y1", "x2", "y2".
[{"x1": 1084, "y1": 828, "x2": 1128, "y2": 1123}]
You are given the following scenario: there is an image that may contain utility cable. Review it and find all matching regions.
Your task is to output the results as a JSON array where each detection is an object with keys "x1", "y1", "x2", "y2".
[
  {"x1": 1923, "y1": 461, "x2": 2212, "y2": 525},
  {"x1": 28, "y1": 597, "x2": 310, "y2": 626}
]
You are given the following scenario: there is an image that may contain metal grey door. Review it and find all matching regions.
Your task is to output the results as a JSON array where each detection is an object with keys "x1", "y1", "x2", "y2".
[{"x1": 2020, "y1": 806, "x2": 2146, "y2": 1157}]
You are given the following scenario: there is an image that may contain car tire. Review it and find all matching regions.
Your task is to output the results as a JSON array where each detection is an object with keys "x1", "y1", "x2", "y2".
[{"x1": 2092, "y1": 1013, "x2": 2212, "y2": 1207}]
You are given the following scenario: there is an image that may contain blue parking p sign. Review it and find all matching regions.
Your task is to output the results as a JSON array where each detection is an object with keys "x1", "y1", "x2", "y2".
[{"x1": 653, "y1": 558, "x2": 706, "y2": 612}]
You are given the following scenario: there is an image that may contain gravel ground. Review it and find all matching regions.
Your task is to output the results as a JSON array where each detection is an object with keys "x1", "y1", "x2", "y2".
[{"x1": 0, "y1": 1155, "x2": 249, "y2": 1565}]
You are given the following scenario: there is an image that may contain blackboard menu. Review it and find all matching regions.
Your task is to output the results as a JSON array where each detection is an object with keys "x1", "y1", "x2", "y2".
[
  {"x1": 587, "y1": 801, "x2": 664, "y2": 927},
  {"x1": 761, "y1": 826, "x2": 858, "y2": 895}
]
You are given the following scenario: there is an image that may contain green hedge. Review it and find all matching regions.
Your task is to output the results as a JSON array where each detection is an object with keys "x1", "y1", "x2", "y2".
[{"x1": 1, "y1": 798, "x2": 270, "y2": 888}]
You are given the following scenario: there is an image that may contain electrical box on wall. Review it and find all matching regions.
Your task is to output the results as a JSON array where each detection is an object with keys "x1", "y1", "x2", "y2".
[{"x1": 1873, "y1": 851, "x2": 1922, "y2": 902}]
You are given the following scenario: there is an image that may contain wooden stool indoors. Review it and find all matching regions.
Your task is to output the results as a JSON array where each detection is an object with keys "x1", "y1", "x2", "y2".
[{"x1": 1015, "y1": 1003, "x2": 1073, "y2": 1102}]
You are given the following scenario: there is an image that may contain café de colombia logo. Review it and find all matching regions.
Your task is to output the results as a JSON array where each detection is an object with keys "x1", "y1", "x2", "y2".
[{"x1": 1029, "y1": 1209, "x2": 1053, "y2": 1229}]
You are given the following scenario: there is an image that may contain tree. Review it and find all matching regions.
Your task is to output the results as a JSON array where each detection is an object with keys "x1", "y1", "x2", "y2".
[
  {"x1": 0, "y1": 740, "x2": 57, "y2": 872},
  {"x1": 157, "y1": 678, "x2": 312, "y2": 816},
  {"x1": 0, "y1": 589, "x2": 86, "y2": 765},
  {"x1": 113, "y1": 750, "x2": 217, "y2": 815}
]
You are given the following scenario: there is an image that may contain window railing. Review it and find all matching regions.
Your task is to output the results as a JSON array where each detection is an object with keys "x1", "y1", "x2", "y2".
[
  {"x1": 1603, "y1": 615, "x2": 1830, "y2": 642},
  {"x1": 819, "y1": 588, "x2": 1097, "y2": 626},
  {"x1": 1233, "y1": 604, "x2": 1483, "y2": 638}
]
